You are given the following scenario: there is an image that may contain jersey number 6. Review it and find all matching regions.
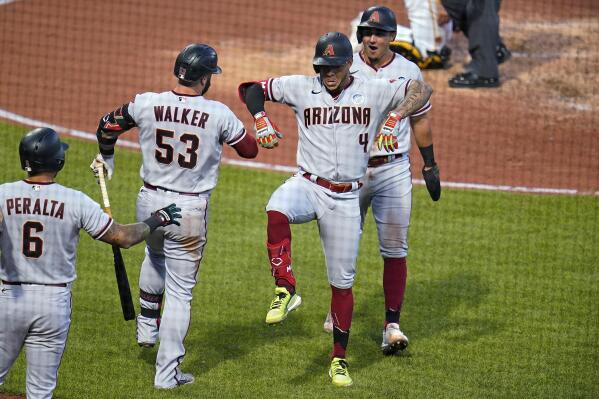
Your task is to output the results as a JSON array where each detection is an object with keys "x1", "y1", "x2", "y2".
[
  {"x1": 155, "y1": 128, "x2": 200, "y2": 169},
  {"x1": 23, "y1": 221, "x2": 44, "y2": 258}
]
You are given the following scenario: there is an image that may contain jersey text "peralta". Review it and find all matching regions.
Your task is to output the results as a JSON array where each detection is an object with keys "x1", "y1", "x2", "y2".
[
  {"x1": 5, "y1": 197, "x2": 65, "y2": 220},
  {"x1": 154, "y1": 106, "x2": 210, "y2": 128},
  {"x1": 303, "y1": 106, "x2": 371, "y2": 128}
]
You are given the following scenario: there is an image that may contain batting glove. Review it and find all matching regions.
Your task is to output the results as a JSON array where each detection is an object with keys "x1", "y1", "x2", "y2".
[
  {"x1": 422, "y1": 164, "x2": 441, "y2": 201},
  {"x1": 254, "y1": 111, "x2": 283, "y2": 149},
  {"x1": 143, "y1": 203, "x2": 182, "y2": 232},
  {"x1": 90, "y1": 153, "x2": 115, "y2": 180},
  {"x1": 376, "y1": 112, "x2": 402, "y2": 153}
]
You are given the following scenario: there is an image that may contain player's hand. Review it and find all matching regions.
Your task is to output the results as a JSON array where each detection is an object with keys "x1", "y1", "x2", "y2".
[
  {"x1": 152, "y1": 203, "x2": 182, "y2": 227},
  {"x1": 422, "y1": 164, "x2": 441, "y2": 201},
  {"x1": 376, "y1": 112, "x2": 401, "y2": 153},
  {"x1": 90, "y1": 153, "x2": 115, "y2": 180},
  {"x1": 253, "y1": 111, "x2": 283, "y2": 149}
]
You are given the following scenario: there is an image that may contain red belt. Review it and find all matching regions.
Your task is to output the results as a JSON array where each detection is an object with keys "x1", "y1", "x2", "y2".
[
  {"x1": 302, "y1": 173, "x2": 361, "y2": 193},
  {"x1": 368, "y1": 153, "x2": 403, "y2": 168},
  {"x1": 2, "y1": 280, "x2": 67, "y2": 288},
  {"x1": 144, "y1": 182, "x2": 199, "y2": 197}
]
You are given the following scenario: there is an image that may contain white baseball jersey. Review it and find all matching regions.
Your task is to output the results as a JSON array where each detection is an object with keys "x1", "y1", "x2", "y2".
[
  {"x1": 261, "y1": 74, "x2": 410, "y2": 182},
  {"x1": 0, "y1": 180, "x2": 112, "y2": 284},
  {"x1": 127, "y1": 91, "x2": 247, "y2": 193},
  {"x1": 351, "y1": 52, "x2": 431, "y2": 156}
]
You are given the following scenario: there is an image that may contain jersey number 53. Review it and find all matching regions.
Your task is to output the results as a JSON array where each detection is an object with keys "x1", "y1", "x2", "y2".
[{"x1": 155, "y1": 128, "x2": 199, "y2": 169}]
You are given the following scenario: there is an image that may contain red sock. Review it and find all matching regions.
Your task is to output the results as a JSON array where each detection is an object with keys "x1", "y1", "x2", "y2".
[
  {"x1": 331, "y1": 285, "x2": 353, "y2": 358},
  {"x1": 267, "y1": 211, "x2": 295, "y2": 294},
  {"x1": 383, "y1": 257, "x2": 407, "y2": 324}
]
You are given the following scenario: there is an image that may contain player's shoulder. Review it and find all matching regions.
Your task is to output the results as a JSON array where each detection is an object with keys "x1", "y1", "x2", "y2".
[
  {"x1": 388, "y1": 54, "x2": 422, "y2": 79},
  {"x1": 133, "y1": 91, "x2": 162, "y2": 104}
]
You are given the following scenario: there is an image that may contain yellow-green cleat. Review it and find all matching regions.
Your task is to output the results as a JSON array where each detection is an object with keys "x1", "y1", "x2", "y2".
[
  {"x1": 265, "y1": 286, "x2": 302, "y2": 324},
  {"x1": 329, "y1": 357, "x2": 353, "y2": 387}
]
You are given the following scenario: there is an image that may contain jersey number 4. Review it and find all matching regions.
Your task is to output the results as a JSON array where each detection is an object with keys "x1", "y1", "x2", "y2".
[
  {"x1": 155, "y1": 128, "x2": 199, "y2": 169},
  {"x1": 23, "y1": 221, "x2": 44, "y2": 258}
]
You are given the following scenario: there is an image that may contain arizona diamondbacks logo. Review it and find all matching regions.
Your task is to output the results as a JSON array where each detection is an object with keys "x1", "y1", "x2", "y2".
[
  {"x1": 323, "y1": 44, "x2": 335, "y2": 56},
  {"x1": 369, "y1": 11, "x2": 380, "y2": 23}
]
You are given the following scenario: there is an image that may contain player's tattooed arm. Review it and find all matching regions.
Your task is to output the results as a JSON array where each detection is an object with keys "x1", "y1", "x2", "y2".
[
  {"x1": 96, "y1": 103, "x2": 137, "y2": 157},
  {"x1": 394, "y1": 80, "x2": 433, "y2": 119},
  {"x1": 99, "y1": 222, "x2": 150, "y2": 249},
  {"x1": 99, "y1": 204, "x2": 182, "y2": 248}
]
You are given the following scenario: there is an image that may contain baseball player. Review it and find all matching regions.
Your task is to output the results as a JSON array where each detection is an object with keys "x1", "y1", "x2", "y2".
[
  {"x1": 324, "y1": 5, "x2": 441, "y2": 356},
  {"x1": 0, "y1": 128, "x2": 181, "y2": 399},
  {"x1": 92, "y1": 43, "x2": 258, "y2": 389},
  {"x1": 349, "y1": 2, "x2": 453, "y2": 69},
  {"x1": 238, "y1": 32, "x2": 432, "y2": 387}
]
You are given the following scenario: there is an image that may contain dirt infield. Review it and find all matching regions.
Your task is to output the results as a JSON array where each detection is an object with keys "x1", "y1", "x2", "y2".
[{"x1": 0, "y1": 0, "x2": 597, "y2": 193}]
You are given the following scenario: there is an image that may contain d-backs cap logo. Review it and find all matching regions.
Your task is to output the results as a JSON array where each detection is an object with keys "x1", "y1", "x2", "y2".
[
  {"x1": 369, "y1": 11, "x2": 380, "y2": 23},
  {"x1": 323, "y1": 44, "x2": 335, "y2": 57}
]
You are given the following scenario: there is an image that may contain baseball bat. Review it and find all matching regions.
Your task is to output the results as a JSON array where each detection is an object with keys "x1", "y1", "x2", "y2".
[{"x1": 97, "y1": 165, "x2": 136, "y2": 321}]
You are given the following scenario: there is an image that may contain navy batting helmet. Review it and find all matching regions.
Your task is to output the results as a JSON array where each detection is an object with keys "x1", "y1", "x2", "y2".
[
  {"x1": 19, "y1": 127, "x2": 69, "y2": 173},
  {"x1": 174, "y1": 44, "x2": 222, "y2": 85},
  {"x1": 312, "y1": 32, "x2": 353, "y2": 73},
  {"x1": 356, "y1": 6, "x2": 397, "y2": 42}
]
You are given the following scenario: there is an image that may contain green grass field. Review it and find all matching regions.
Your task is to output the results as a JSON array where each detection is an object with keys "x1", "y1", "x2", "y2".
[{"x1": 1, "y1": 122, "x2": 598, "y2": 399}]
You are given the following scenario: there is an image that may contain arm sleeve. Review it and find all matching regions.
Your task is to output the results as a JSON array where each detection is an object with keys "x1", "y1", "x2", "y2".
[{"x1": 78, "y1": 193, "x2": 113, "y2": 240}]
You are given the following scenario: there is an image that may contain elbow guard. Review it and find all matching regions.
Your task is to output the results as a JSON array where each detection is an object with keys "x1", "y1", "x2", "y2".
[{"x1": 97, "y1": 103, "x2": 136, "y2": 156}]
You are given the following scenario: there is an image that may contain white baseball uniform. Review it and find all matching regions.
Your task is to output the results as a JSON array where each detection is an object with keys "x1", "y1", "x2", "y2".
[
  {"x1": 123, "y1": 90, "x2": 246, "y2": 388},
  {"x1": 0, "y1": 180, "x2": 112, "y2": 399},
  {"x1": 260, "y1": 74, "x2": 410, "y2": 288},
  {"x1": 351, "y1": 52, "x2": 431, "y2": 258}
]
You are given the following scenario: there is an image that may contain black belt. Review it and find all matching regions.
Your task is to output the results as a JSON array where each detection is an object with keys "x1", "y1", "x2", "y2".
[
  {"x1": 302, "y1": 173, "x2": 361, "y2": 193},
  {"x1": 2, "y1": 280, "x2": 67, "y2": 288},
  {"x1": 144, "y1": 182, "x2": 200, "y2": 197},
  {"x1": 368, "y1": 153, "x2": 403, "y2": 168}
]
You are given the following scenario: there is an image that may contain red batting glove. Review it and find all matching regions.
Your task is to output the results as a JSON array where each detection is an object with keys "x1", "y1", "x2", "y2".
[
  {"x1": 254, "y1": 111, "x2": 283, "y2": 149},
  {"x1": 376, "y1": 112, "x2": 402, "y2": 153}
]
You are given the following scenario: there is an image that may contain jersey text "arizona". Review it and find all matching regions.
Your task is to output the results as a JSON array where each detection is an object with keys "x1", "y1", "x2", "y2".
[{"x1": 303, "y1": 106, "x2": 371, "y2": 128}]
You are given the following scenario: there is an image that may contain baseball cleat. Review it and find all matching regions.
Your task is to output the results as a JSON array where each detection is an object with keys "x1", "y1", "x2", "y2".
[
  {"x1": 138, "y1": 342, "x2": 155, "y2": 348},
  {"x1": 265, "y1": 286, "x2": 302, "y2": 324},
  {"x1": 155, "y1": 369, "x2": 194, "y2": 389},
  {"x1": 328, "y1": 357, "x2": 353, "y2": 387},
  {"x1": 381, "y1": 322, "x2": 409, "y2": 355},
  {"x1": 323, "y1": 311, "x2": 333, "y2": 333}
]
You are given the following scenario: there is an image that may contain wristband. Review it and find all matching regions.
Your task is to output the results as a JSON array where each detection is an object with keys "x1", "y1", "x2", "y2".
[
  {"x1": 143, "y1": 214, "x2": 162, "y2": 232},
  {"x1": 418, "y1": 144, "x2": 436, "y2": 167}
]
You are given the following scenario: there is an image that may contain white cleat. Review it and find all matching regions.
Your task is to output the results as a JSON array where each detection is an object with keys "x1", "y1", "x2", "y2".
[
  {"x1": 381, "y1": 322, "x2": 409, "y2": 355},
  {"x1": 323, "y1": 311, "x2": 333, "y2": 333}
]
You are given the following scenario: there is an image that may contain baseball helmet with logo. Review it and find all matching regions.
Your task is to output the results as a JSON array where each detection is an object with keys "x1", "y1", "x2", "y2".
[
  {"x1": 174, "y1": 44, "x2": 222, "y2": 85},
  {"x1": 312, "y1": 32, "x2": 353, "y2": 72},
  {"x1": 19, "y1": 127, "x2": 69, "y2": 173},
  {"x1": 356, "y1": 6, "x2": 397, "y2": 42}
]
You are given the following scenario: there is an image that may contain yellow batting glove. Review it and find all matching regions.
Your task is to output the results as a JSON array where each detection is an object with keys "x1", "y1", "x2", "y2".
[
  {"x1": 376, "y1": 112, "x2": 402, "y2": 153},
  {"x1": 254, "y1": 111, "x2": 283, "y2": 149}
]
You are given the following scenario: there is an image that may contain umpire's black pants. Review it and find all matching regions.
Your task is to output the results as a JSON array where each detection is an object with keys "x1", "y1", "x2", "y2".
[{"x1": 441, "y1": 0, "x2": 501, "y2": 78}]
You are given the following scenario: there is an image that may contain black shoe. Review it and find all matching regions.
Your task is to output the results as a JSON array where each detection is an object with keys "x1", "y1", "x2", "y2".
[
  {"x1": 496, "y1": 42, "x2": 512, "y2": 64},
  {"x1": 448, "y1": 71, "x2": 500, "y2": 88},
  {"x1": 421, "y1": 46, "x2": 452, "y2": 70}
]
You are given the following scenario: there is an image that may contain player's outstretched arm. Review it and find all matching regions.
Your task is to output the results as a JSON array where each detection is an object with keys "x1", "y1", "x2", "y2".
[
  {"x1": 241, "y1": 83, "x2": 283, "y2": 149},
  {"x1": 92, "y1": 103, "x2": 137, "y2": 180},
  {"x1": 99, "y1": 204, "x2": 181, "y2": 248},
  {"x1": 232, "y1": 133, "x2": 259, "y2": 158},
  {"x1": 394, "y1": 80, "x2": 433, "y2": 119}
]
